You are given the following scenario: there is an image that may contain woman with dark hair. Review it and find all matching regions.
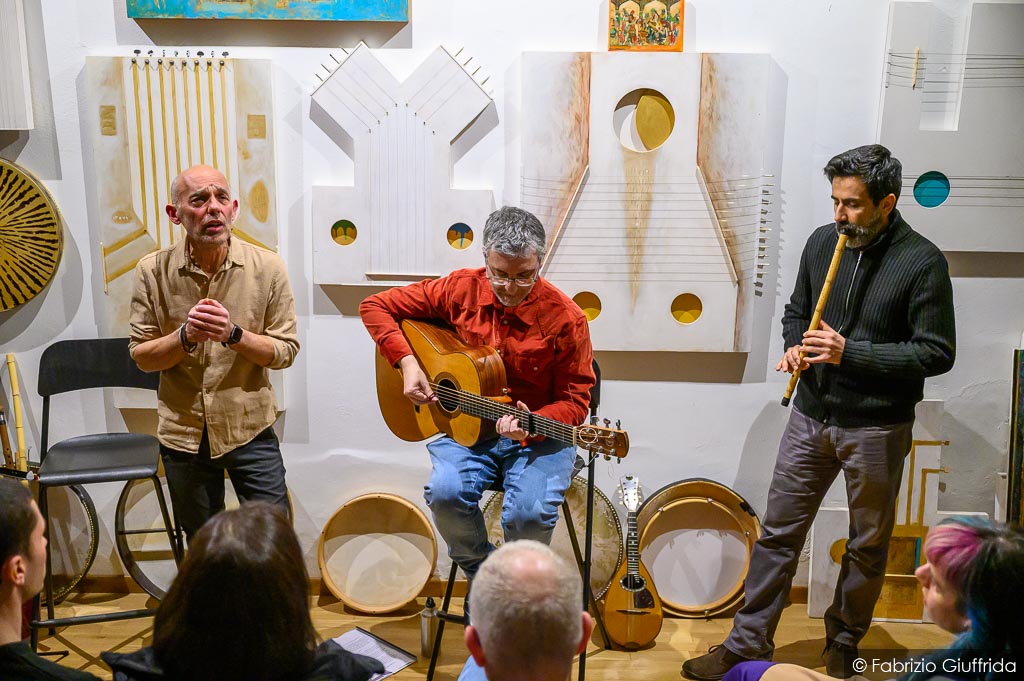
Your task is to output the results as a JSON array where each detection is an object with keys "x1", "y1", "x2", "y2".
[
  {"x1": 102, "y1": 502, "x2": 382, "y2": 681},
  {"x1": 722, "y1": 516, "x2": 1023, "y2": 681}
]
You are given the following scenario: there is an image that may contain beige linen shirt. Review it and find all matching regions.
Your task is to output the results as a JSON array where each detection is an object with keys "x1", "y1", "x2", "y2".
[{"x1": 128, "y1": 237, "x2": 299, "y2": 457}]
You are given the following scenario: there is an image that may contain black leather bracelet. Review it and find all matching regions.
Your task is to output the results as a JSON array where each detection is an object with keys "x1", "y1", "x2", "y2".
[{"x1": 179, "y1": 323, "x2": 197, "y2": 353}]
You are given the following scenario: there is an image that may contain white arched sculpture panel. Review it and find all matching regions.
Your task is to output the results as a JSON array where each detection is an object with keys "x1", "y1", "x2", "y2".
[
  {"x1": 312, "y1": 44, "x2": 495, "y2": 287},
  {"x1": 517, "y1": 51, "x2": 780, "y2": 352},
  {"x1": 879, "y1": 1, "x2": 1024, "y2": 252},
  {"x1": 86, "y1": 55, "x2": 278, "y2": 334}
]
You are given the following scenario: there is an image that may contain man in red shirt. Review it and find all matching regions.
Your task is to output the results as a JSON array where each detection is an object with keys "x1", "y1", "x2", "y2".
[{"x1": 360, "y1": 206, "x2": 595, "y2": 594}]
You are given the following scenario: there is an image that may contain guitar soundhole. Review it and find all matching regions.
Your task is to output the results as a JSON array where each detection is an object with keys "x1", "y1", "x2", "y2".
[
  {"x1": 621, "y1": 574, "x2": 647, "y2": 592},
  {"x1": 436, "y1": 378, "x2": 459, "y2": 413}
]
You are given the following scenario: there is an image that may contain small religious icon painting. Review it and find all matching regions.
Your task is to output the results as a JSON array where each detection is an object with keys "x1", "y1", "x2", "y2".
[{"x1": 609, "y1": 1, "x2": 683, "y2": 52}]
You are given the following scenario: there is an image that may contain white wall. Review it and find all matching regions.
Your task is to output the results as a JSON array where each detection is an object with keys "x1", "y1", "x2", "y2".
[{"x1": 1, "y1": 0, "x2": 1020, "y2": 583}]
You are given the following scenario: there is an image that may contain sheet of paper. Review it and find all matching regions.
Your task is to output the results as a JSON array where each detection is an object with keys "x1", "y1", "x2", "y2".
[{"x1": 333, "y1": 627, "x2": 416, "y2": 680}]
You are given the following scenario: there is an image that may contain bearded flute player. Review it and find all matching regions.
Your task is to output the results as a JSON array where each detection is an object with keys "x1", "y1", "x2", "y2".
[{"x1": 683, "y1": 145, "x2": 956, "y2": 681}]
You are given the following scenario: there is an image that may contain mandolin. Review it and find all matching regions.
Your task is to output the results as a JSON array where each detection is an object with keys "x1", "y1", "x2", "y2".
[
  {"x1": 375, "y1": 319, "x2": 628, "y2": 458},
  {"x1": 602, "y1": 475, "x2": 663, "y2": 650}
]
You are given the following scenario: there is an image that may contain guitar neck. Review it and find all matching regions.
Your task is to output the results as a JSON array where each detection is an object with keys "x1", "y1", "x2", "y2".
[
  {"x1": 626, "y1": 510, "x2": 639, "y2": 577},
  {"x1": 429, "y1": 382, "x2": 580, "y2": 446}
]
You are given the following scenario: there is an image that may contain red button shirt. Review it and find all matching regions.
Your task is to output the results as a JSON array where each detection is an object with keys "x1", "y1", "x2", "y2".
[{"x1": 360, "y1": 268, "x2": 595, "y2": 428}]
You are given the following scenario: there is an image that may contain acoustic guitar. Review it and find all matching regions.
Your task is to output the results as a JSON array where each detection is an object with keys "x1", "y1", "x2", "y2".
[
  {"x1": 375, "y1": 319, "x2": 628, "y2": 458},
  {"x1": 602, "y1": 475, "x2": 663, "y2": 650}
]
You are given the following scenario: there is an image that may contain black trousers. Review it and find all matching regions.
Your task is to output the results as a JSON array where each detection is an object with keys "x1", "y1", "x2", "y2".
[{"x1": 160, "y1": 425, "x2": 289, "y2": 542}]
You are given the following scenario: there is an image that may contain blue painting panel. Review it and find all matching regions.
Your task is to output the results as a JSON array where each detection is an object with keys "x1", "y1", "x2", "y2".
[{"x1": 127, "y1": 0, "x2": 409, "y2": 22}]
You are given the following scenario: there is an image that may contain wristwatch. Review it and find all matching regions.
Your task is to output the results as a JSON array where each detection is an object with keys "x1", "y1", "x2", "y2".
[
  {"x1": 179, "y1": 324, "x2": 197, "y2": 353},
  {"x1": 225, "y1": 324, "x2": 243, "y2": 346}
]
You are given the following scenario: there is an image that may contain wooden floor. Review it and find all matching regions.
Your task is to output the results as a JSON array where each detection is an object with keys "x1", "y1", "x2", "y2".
[{"x1": 38, "y1": 593, "x2": 954, "y2": 680}]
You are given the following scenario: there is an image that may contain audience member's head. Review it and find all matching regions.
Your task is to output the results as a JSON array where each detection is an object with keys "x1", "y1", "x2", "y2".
[
  {"x1": 902, "y1": 516, "x2": 1024, "y2": 681},
  {"x1": 152, "y1": 502, "x2": 317, "y2": 681},
  {"x1": 465, "y1": 540, "x2": 594, "y2": 681},
  {"x1": 0, "y1": 477, "x2": 46, "y2": 615}
]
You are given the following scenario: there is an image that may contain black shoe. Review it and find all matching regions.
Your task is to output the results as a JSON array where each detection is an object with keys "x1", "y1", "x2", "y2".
[
  {"x1": 823, "y1": 640, "x2": 859, "y2": 679},
  {"x1": 681, "y1": 645, "x2": 749, "y2": 680}
]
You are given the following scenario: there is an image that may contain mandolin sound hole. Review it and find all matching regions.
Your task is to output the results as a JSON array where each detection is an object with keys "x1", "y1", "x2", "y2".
[
  {"x1": 621, "y1": 574, "x2": 647, "y2": 592},
  {"x1": 436, "y1": 378, "x2": 459, "y2": 413}
]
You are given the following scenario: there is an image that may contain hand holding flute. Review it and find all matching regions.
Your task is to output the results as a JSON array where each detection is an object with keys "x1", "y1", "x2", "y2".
[{"x1": 780, "y1": 231, "x2": 849, "y2": 406}]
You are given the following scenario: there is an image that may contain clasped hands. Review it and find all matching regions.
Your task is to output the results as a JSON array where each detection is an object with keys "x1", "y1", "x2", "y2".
[
  {"x1": 183, "y1": 298, "x2": 234, "y2": 345},
  {"x1": 775, "y1": 321, "x2": 845, "y2": 373},
  {"x1": 399, "y1": 355, "x2": 532, "y2": 440}
]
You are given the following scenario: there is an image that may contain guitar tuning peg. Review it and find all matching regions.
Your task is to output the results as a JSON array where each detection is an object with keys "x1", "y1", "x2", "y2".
[
  {"x1": 603, "y1": 418, "x2": 611, "y2": 427},
  {"x1": 615, "y1": 419, "x2": 621, "y2": 429}
]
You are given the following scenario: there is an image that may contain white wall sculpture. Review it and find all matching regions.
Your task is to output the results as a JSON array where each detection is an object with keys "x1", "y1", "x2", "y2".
[
  {"x1": 516, "y1": 51, "x2": 781, "y2": 353},
  {"x1": 878, "y1": 1, "x2": 1024, "y2": 252},
  {"x1": 0, "y1": 0, "x2": 34, "y2": 129},
  {"x1": 311, "y1": 44, "x2": 495, "y2": 287},
  {"x1": 85, "y1": 55, "x2": 278, "y2": 334}
]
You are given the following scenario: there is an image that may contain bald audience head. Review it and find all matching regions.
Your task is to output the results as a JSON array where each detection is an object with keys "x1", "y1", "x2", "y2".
[{"x1": 465, "y1": 540, "x2": 594, "y2": 681}]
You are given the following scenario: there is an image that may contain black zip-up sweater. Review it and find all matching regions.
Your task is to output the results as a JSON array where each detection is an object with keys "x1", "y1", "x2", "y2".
[{"x1": 782, "y1": 209, "x2": 956, "y2": 427}]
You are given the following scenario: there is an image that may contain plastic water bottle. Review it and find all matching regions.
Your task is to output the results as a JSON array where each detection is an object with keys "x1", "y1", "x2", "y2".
[{"x1": 420, "y1": 596, "x2": 438, "y2": 658}]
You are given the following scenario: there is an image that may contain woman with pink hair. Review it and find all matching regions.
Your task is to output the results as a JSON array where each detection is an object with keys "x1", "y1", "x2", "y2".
[{"x1": 722, "y1": 516, "x2": 1023, "y2": 681}]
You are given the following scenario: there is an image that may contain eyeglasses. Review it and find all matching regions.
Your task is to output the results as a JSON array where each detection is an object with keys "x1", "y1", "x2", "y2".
[{"x1": 485, "y1": 266, "x2": 538, "y2": 287}]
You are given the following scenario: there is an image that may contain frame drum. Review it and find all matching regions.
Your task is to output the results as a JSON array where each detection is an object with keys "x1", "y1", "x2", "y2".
[
  {"x1": 319, "y1": 493, "x2": 437, "y2": 614},
  {"x1": 40, "y1": 483, "x2": 98, "y2": 603},
  {"x1": 115, "y1": 477, "x2": 179, "y2": 599},
  {"x1": 483, "y1": 475, "x2": 623, "y2": 599},
  {"x1": 636, "y1": 479, "x2": 760, "y2": 618},
  {"x1": 113, "y1": 475, "x2": 291, "y2": 600}
]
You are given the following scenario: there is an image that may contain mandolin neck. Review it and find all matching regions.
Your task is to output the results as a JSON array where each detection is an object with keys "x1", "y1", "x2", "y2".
[{"x1": 626, "y1": 510, "x2": 640, "y2": 577}]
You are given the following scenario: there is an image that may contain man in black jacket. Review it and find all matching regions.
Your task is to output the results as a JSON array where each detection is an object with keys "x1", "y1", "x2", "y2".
[
  {"x1": 0, "y1": 478, "x2": 100, "y2": 681},
  {"x1": 683, "y1": 145, "x2": 956, "y2": 680}
]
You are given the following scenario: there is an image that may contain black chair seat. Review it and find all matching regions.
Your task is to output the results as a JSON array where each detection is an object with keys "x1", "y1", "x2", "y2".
[{"x1": 37, "y1": 433, "x2": 159, "y2": 486}]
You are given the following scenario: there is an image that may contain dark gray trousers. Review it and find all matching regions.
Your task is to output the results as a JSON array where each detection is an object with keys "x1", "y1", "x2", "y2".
[
  {"x1": 160, "y1": 425, "x2": 289, "y2": 543},
  {"x1": 724, "y1": 409, "x2": 913, "y2": 658}
]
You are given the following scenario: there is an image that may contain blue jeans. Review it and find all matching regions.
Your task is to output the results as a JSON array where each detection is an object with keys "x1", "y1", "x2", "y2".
[
  {"x1": 160, "y1": 425, "x2": 289, "y2": 542},
  {"x1": 424, "y1": 435, "x2": 577, "y2": 581}
]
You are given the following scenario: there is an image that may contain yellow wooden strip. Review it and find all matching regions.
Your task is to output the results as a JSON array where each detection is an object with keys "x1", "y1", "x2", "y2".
[
  {"x1": 144, "y1": 61, "x2": 161, "y2": 249},
  {"x1": 131, "y1": 60, "x2": 149, "y2": 235},
  {"x1": 230, "y1": 227, "x2": 271, "y2": 251},
  {"x1": 194, "y1": 60, "x2": 205, "y2": 165},
  {"x1": 101, "y1": 226, "x2": 148, "y2": 256},
  {"x1": 182, "y1": 60, "x2": 193, "y2": 168},
  {"x1": 159, "y1": 61, "x2": 173, "y2": 246},
  {"x1": 220, "y1": 60, "x2": 231, "y2": 187},
  {"x1": 207, "y1": 61, "x2": 218, "y2": 169}
]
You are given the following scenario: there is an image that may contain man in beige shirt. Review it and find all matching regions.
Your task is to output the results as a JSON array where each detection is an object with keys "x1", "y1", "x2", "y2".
[{"x1": 129, "y1": 165, "x2": 299, "y2": 542}]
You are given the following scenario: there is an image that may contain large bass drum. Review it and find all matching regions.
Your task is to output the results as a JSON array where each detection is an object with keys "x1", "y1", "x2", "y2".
[
  {"x1": 636, "y1": 478, "x2": 760, "y2": 618},
  {"x1": 483, "y1": 475, "x2": 622, "y2": 599}
]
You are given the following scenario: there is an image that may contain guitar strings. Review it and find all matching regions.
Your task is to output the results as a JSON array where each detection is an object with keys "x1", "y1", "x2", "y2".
[{"x1": 428, "y1": 382, "x2": 578, "y2": 443}]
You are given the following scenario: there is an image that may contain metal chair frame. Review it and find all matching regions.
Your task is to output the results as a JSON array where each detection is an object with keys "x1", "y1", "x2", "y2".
[{"x1": 30, "y1": 338, "x2": 183, "y2": 648}]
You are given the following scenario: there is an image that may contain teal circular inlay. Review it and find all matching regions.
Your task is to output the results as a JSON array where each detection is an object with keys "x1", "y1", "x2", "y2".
[{"x1": 913, "y1": 171, "x2": 950, "y2": 208}]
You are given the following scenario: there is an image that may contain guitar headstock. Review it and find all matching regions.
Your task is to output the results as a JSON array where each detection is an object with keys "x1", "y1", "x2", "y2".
[
  {"x1": 577, "y1": 418, "x2": 629, "y2": 459},
  {"x1": 618, "y1": 475, "x2": 643, "y2": 512}
]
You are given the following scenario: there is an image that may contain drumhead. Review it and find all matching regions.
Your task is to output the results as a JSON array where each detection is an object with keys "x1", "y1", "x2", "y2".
[
  {"x1": 637, "y1": 478, "x2": 760, "y2": 618},
  {"x1": 115, "y1": 477, "x2": 179, "y2": 599},
  {"x1": 483, "y1": 475, "x2": 622, "y2": 599},
  {"x1": 41, "y1": 484, "x2": 98, "y2": 603},
  {"x1": 319, "y1": 493, "x2": 437, "y2": 614}
]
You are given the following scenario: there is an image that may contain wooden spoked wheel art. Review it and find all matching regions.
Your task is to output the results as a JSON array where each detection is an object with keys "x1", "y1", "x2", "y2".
[{"x1": 0, "y1": 159, "x2": 63, "y2": 310}]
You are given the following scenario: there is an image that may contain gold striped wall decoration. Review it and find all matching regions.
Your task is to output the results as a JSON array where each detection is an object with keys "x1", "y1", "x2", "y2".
[{"x1": 0, "y1": 160, "x2": 63, "y2": 310}]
